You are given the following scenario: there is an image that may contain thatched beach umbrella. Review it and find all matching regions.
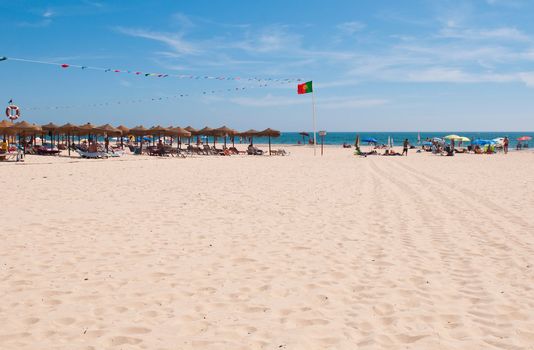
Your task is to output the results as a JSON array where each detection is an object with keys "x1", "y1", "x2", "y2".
[
  {"x1": 239, "y1": 129, "x2": 259, "y2": 145},
  {"x1": 198, "y1": 126, "x2": 214, "y2": 145},
  {"x1": 0, "y1": 120, "x2": 14, "y2": 141},
  {"x1": 116, "y1": 125, "x2": 130, "y2": 148},
  {"x1": 95, "y1": 124, "x2": 121, "y2": 152},
  {"x1": 12, "y1": 121, "x2": 40, "y2": 154},
  {"x1": 259, "y1": 128, "x2": 281, "y2": 155},
  {"x1": 184, "y1": 126, "x2": 198, "y2": 146},
  {"x1": 130, "y1": 125, "x2": 149, "y2": 153},
  {"x1": 58, "y1": 123, "x2": 80, "y2": 156},
  {"x1": 215, "y1": 125, "x2": 236, "y2": 148},
  {"x1": 149, "y1": 125, "x2": 168, "y2": 144},
  {"x1": 41, "y1": 122, "x2": 60, "y2": 148},
  {"x1": 78, "y1": 122, "x2": 97, "y2": 144},
  {"x1": 169, "y1": 127, "x2": 191, "y2": 149}
]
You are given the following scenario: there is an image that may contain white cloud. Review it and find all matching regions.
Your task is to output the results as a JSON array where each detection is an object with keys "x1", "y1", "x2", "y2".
[
  {"x1": 42, "y1": 9, "x2": 54, "y2": 18},
  {"x1": 116, "y1": 27, "x2": 200, "y2": 56},
  {"x1": 518, "y1": 72, "x2": 534, "y2": 86},
  {"x1": 337, "y1": 21, "x2": 366, "y2": 35},
  {"x1": 215, "y1": 94, "x2": 388, "y2": 109},
  {"x1": 439, "y1": 26, "x2": 530, "y2": 42}
]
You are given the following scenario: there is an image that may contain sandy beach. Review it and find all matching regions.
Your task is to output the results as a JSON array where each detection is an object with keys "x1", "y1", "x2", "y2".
[{"x1": 1, "y1": 146, "x2": 533, "y2": 349}]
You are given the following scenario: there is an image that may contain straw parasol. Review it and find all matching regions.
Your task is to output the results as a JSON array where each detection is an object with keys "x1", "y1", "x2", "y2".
[
  {"x1": 95, "y1": 124, "x2": 121, "y2": 152},
  {"x1": 183, "y1": 126, "x2": 198, "y2": 146},
  {"x1": 12, "y1": 121, "x2": 40, "y2": 135},
  {"x1": 78, "y1": 123, "x2": 96, "y2": 142},
  {"x1": 41, "y1": 122, "x2": 60, "y2": 132},
  {"x1": 168, "y1": 127, "x2": 191, "y2": 148},
  {"x1": 198, "y1": 126, "x2": 214, "y2": 135},
  {"x1": 258, "y1": 128, "x2": 281, "y2": 155},
  {"x1": 41, "y1": 122, "x2": 60, "y2": 147},
  {"x1": 129, "y1": 125, "x2": 149, "y2": 153},
  {"x1": 12, "y1": 121, "x2": 42, "y2": 153},
  {"x1": 170, "y1": 127, "x2": 192, "y2": 137},
  {"x1": 129, "y1": 125, "x2": 148, "y2": 136},
  {"x1": 58, "y1": 123, "x2": 80, "y2": 155},
  {"x1": 95, "y1": 124, "x2": 121, "y2": 136},
  {"x1": 214, "y1": 125, "x2": 236, "y2": 148},
  {"x1": 0, "y1": 120, "x2": 14, "y2": 140},
  {"x1": 239, "y1": 129, "x2": 259, "y2": 145},
  {"x1": 184, "y1": 126, "x2": 199, "y2": 135},
  {"x1": 58, "y1": 123, "x2": 80, "y2": 134},
  {"x1": 116, "y1": 125, "x2": 130, "y2": 134},
  {"x1": 116, "y1": 125, "x2": 130, "y2": 148},
  {"x1": 198, "y1": 126, "x2": 214, "y2": 145},
  {"x1": 148, "y1": 125, "x2": 168, "y2": 144}
]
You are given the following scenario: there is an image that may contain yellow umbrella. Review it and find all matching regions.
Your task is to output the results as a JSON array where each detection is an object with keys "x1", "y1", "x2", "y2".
[{"x1": 443, "y1": 134, "x2": 462, "y2": 140}]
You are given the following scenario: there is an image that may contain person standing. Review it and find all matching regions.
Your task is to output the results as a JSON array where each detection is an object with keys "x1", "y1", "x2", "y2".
[
  {"x1": 503, "y1": 136, "x2": 509, "y2": 154},
  {"x1": 402, "y1": 139, "x2": 409, "y2": 156}
]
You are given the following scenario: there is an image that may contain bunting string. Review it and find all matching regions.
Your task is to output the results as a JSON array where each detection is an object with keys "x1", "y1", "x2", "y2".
[
  {"x1": 23, "y1": 83, "x2": 277, "y2": 111},
  {"x1": 0, "y1": 56, "x2": 302, "y2": 83}
]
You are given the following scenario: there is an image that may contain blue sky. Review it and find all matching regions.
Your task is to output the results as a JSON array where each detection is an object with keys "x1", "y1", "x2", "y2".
[{"x1": 1, "y1": 0, "x2": 534, "y2": 131}]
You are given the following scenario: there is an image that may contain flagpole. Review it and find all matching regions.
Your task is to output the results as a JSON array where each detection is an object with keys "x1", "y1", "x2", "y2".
[{"x1": 312, "y1": 90, "x2": 317, "y2": 156}]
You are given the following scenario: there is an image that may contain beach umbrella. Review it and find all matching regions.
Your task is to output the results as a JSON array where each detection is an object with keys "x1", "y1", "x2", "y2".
[
  {"x1": 78, "y1": 122, "x2": 96, "y2": 142},
  {"x1": 299, "y1": 131, "x2": 309, "y2": 144},
  {"x1": 149, "y1": 125, "x2": 168, "y2": 143},
  {"x1": 259, "y1": 128, "x2": 281, "y2": 155},
  {"x1": 12, "y1": 121, "x2": 41, "y2": 154},
  {"x1": 130, "y1": 125, "x2": 149, "y2": 153},
  {"x1": 116, "y1": 125, "x2": 130, "y2": 148},
  {"x1": 472, "y1": 139, "x2": 495, "y2": 146},
  {"x1": 198, "y1": 126, "x2": 214, "y2": 145},
  {"x1": 517, "y1": 136, "x2": 532, "y2": 141},
  {"x1": 362, "y1": 137, "x2": 378, "y2": 144},
  {"x1": 184, "y1": 126, "x2": 199, "y2": 135},
  {"x1": 215, "y1": 125, "x2": 236, "y2": 148},
  {"x1": 422, "y1": 141, "x2": 433, "y2": 146},
  {"x1": 95, "y1": 124, "x2": 121, "y2": 135},
  {"x1": 443, "y1": 134, "x2": 462, "y2": 140},
  {"x1": 0, "y1": 120, "x2": 14, "y2": 141},
  {"x1": 41, "y1": 122, "x2": 60, "y2": 148},
  {"x1": 184, "y1": 126, "x2": 198, "y2": 146},
  {"x1": 239, "y1": 129, "x2": 259, "y2": 145},
  {"x1": 95, "y1": 124, "x2": 121, "y2": 152},
  {"x1": 58, "y1": 123, "x2": 80, "y2": 156},
  {"x1": 169, "y1": 127, "x2": 191, "y2": 148}
]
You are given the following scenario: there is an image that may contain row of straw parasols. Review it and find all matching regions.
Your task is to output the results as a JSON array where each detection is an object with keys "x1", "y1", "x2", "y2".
[{"x1": 0, "y1": 121, "x2": 281, "y2": 155}]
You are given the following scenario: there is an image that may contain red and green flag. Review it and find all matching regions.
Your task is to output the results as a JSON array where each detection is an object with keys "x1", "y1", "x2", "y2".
[{"x1": 297, "y1": 81, "x2": 313, "y2": 94}]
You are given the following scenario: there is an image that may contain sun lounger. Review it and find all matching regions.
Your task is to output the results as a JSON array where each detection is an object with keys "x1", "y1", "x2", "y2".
[
  {"x1": 76, "y1": 149, "x2": 108, "y2": 159},
  {"x1": 247, "y1": 146, "x2": 264, "y2": 155}
]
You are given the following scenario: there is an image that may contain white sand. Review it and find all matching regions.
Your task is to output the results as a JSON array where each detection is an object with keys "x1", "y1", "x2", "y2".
[{"x1": 1, "y1": 146, "x2": 533, "y2": 349}]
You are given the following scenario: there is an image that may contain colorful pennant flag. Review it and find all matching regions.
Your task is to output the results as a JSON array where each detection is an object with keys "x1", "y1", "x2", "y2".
[{"x1": 1, "y1": 55, "x2": 303, "y2": 84}]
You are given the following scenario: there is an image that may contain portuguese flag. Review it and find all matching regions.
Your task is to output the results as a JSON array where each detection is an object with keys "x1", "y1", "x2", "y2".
[{"x1": 297, "y1": 81, "x2": 313, "y2": 94}]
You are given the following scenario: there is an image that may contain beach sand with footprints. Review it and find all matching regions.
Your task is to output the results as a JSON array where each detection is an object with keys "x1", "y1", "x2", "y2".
[{"x1": 1, "y1": 146, "x2": 533, "y2": 349}]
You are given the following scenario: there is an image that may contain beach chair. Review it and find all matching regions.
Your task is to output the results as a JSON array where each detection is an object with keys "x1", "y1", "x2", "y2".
[
  {"x1": 247, "y1": 145, "x2": 264, "y2": 155},
  {"x1": 76, "y1": 149, "x2": 108, "y2": 159}
]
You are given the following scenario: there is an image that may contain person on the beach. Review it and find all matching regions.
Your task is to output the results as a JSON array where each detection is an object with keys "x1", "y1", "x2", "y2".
[
  {"x1": 402, "y1": 139, "x2": 409, "y2": 156},
  {"x1": 503, "y1": 137, "x2": 509, "y2": 154}
]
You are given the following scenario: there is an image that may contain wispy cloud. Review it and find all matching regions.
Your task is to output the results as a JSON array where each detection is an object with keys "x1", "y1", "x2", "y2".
[
  {"x1": 438, "y1": 26, "x2": 530, "y2": 42},
  {"x1": 211, "y1": 94, "x2": 388, "y2": 109},
  {"x1": 337, "y1": 21, "x2": 366, "y2": 35},
  {"x1": 116, "y1": 27, "x2": 200, "y2": 56}
]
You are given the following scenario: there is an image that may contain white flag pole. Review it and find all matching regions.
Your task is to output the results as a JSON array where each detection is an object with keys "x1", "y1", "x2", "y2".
[{"x1": 312, "y1": 88, "x2": 317, "y2": 156}]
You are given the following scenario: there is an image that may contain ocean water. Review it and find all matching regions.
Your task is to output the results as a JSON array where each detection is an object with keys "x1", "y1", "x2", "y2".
[{"x1": 243, "y1": 132, "x2": 534, "y2": 148}]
